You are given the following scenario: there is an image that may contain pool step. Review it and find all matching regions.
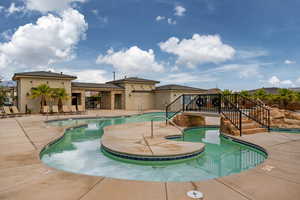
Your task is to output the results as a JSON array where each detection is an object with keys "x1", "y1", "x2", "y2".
[{"x1": 221, "y1": 117, "x2": 268, "y2": 135}]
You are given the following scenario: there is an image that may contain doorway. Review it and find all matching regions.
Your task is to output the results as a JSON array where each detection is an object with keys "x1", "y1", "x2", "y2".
[{"x1": 114, "y1": 94, "x2": 122, "y2": 109}]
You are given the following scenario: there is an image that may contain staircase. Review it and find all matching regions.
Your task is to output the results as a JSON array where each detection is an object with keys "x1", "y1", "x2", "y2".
[{"x1": 166, "y1": 93, "x2": 270, "y2": 136}]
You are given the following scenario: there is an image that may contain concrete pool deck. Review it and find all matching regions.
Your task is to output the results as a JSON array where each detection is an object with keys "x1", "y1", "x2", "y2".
[{"x1": 0, "y1": 110, "x2": 299, "y2": 200}]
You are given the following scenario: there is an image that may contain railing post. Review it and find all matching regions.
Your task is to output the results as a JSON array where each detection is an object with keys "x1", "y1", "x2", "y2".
[
  {"x1": 268, "y1": 109, "x2": 271, "y2": 132},
  {"x1": 239, "y1": 111, "x2": 242, "y2": 137},
  {"x1": 151, "y1": 120, "x2": 154, "y2": 138},
  {"x1": 165, "y1": 107, "x2": 168, "y2": 125},
  {"x1": 218, "y1": 93, "x2": 222, "y2": 113},
  {"x1": 182, "y1": 94, "x2": 185, "y2": 112}
]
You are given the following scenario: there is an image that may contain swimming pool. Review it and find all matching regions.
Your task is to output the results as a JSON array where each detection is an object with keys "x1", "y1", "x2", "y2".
[{"x1": 41, "y1": 112, "x2": 267, "y2": 182}]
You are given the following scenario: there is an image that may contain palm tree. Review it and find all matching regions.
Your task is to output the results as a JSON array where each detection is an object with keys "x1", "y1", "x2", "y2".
[
  {"x1": 51, "y1": 88, "x2": 70, "y2": 111},
  {"x1": 30, "y1": 84, "x2": 52, "y2": 112}
]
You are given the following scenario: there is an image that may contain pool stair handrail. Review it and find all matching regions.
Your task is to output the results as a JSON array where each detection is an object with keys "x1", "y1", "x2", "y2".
[
  {"x1": 165, "y1": 93, "x2": 271, "y2": 136},
  {"x1": 151, "y1": 116, "x2": 185, "y2": 140}
]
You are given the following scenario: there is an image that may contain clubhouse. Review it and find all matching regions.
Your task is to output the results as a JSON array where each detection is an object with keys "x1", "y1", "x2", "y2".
[{"x1": 12, "y1": 71, "x2": 220, "y2": 113}]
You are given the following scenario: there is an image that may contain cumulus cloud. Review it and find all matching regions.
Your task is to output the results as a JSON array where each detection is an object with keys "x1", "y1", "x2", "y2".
[
  {"x1": 96, "y1": 46, "x2": 164, "y2": 75},
  {"x1": 156, "y1": 16, "x2": 165, "y2": 21},
  {"x1": 0, "y1": 9, "x2": 88, "y2": 73},
  {"x1": 284, "y1": 60, "x2": 296, "y2": 64},
  {"x1": 25, "y1": 0, "x2": 87, "y2": 13},
  {"x1": 268, "y1": 76, "x2": 294, "y2": 86},
  {"x1": 174, "y1": 5, "x2": 186, "y2": 16},
  {"x1": 159, "y1": 34, "x2": 235, "y2": 68}
]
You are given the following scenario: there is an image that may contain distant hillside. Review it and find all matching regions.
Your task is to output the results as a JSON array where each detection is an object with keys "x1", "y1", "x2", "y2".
[{"x1": 247, "y1": 87, "x2": 300, "y2": 94}]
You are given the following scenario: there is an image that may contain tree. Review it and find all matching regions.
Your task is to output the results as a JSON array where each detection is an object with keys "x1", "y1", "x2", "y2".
[
  {"x1": 51, "y1": 88, "x2": 69, "y2": 111},
  {"x1": 0, "y1": 87, "x2": 5, "y2": 106},
  {"x1": 222, "y1": 89, "x2": 233, "y2": 95},
  {"x1": 277, "y1": 88, "x2": 297, "y2": 108},
  {"x1": 253, "y1": 89, "x2": 268, "y2": 101},
  {"x1": 239, "y1": 90, "x2": 251, "y2": 98},
  {"x1": 30, "y1": 84, "x2": 52, "y2": 112}
]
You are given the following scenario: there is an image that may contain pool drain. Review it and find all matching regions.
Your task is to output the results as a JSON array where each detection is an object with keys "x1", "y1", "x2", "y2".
[{"x1": 187, "y1": 190, "x2": 203, "y2": 199}]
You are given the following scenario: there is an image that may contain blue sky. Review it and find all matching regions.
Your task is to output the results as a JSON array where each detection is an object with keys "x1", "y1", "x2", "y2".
[{"x1": 0, "y1": 0, "x2": 300, "y2": 90}]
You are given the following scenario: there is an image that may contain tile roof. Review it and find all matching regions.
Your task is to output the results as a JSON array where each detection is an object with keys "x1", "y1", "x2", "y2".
[
  {"x1": 107, "y1": 77, "x2": 160, "y2": 84},
  {"x1": 12, "y1": 71, "x2": 77, "y2": 80},
  {"x1": 72, "y1": 82, "x2": 124, "y2": 89},
  {"x1": 155, "y1": 84, "x2": 207, "y2": 91}
]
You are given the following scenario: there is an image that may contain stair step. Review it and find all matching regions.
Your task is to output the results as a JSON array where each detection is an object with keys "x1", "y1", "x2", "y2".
[
  {"x1": 242, "y1": 123, "x2": 260, "y2": 129},
  {"x1": 242, "y1": 128, "x2": 267, "y2": 134}
]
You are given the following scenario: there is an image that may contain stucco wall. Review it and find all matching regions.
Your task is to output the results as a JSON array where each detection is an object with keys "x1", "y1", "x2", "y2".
[
  {"x1": 18, "y1": 77, "x2": 72, "y2": 113},
  {"x1": 154, "y1": 91, "x2": 171, "y2": 110},
  {"x1": 122, "y1": 83, "x2": 156, "y2": 110}
]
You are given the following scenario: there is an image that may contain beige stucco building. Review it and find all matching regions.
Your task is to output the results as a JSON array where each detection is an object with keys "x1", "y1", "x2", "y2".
[{"x1": 12, "y1": 71, "x2": 220, "y2": 113}]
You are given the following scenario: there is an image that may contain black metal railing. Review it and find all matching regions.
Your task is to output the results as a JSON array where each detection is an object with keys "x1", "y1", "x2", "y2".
[
  {"x1": 220, "y1": 94, "x2": 243, "y2": 136},
  {"x1": 185, "y1": 93, "x2": 221, "y2": 113},
  {"x1": 165, "y1": 93, "x2": 270, "y2": 136},
  {"x1": 165, "y1": 94, "x2": 199, "y2": 121}
]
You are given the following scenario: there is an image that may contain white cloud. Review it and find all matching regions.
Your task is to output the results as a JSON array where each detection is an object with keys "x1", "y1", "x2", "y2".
[
  {"x1": 174, "y1": 5, "x2": 186, "y2": 16},
  {"x1": 62, "y1": 69, "x2": 109, "y2": 83},
  {"x1": 7, "y1": 3, "x2": 25, "y2": 15},
  {"x1": 167, "y1": 18, "x2": 177, "y2": 25},
  {"x1": 155, "y1": 16, "x2": 176, "y2": 25},
  {"x1": 1, "y1": 30, "x2": 13, "y2": 41},
  {"x1": 162, "y1": 72, "x2": 216, "y2": 84},
  {"x1": 170, "y1": 66, "x2": 179, "y2": 72},
  {"x1": 96, "y1": 46, "x2": 164, "y2": 75},
  {"x1": 268, "y1": 76, "x2": 294, "y2": 86},
  {"x1": 296, "y1": 78, "x2": 300, "y2": 83},
  {"x1": 25, "y1": 0, "x2": 87, "y2": 13},
  {"x1": 156, "y1": 16, "x2": 165, "y2": 21},
  {"x1": 159, "y1": 34, "x2": 235, "y2": 68},
  {"x1": 213, "y1": 64, "x2": 260, "y2": 78},
  {"x1": 284, "y1": 60, "x2": 296, "y2": 64},
  {"x1": 236, "y1": 49, "x2": 268, "y2": 59},
  {"x1": 0, "y1": 9, "x2": 88, "y2": 73}
]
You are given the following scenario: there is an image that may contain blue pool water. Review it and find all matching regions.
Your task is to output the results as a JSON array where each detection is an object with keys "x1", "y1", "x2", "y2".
[{"x1": 41, "y1": 112, "x2": 267, "y2": 182}]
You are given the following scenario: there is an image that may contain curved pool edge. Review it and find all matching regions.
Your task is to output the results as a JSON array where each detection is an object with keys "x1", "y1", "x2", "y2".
[
  {"x1": 2, "y1": 113, "x2": 300, "y2": 200},
  {"x1": 39, "y1": 114, "x2": 268, "y2": 181}
]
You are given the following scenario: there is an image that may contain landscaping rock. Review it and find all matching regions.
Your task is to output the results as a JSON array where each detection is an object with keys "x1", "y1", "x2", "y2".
[
  {"x1": 173, "y1": 114, "x2": 205, "y2": 127},
  {"x1": 270, "y1": 107, "x2": 300, "y2": 128}
]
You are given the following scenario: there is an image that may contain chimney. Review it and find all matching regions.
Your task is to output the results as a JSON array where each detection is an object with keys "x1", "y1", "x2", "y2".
[{"x1": 60, "y1": 72, "x2": 63, "y2": 75}]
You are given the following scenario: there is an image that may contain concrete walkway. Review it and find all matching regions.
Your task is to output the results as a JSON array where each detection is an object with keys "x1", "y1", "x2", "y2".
[{"x1": 0, "y1": 110, "x2": 299, "y2": 200}]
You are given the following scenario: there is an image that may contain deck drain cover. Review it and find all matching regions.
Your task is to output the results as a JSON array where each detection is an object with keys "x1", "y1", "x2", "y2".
[{"x1": 187, "y1": 190, "x2": 203, "y2": 199}]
